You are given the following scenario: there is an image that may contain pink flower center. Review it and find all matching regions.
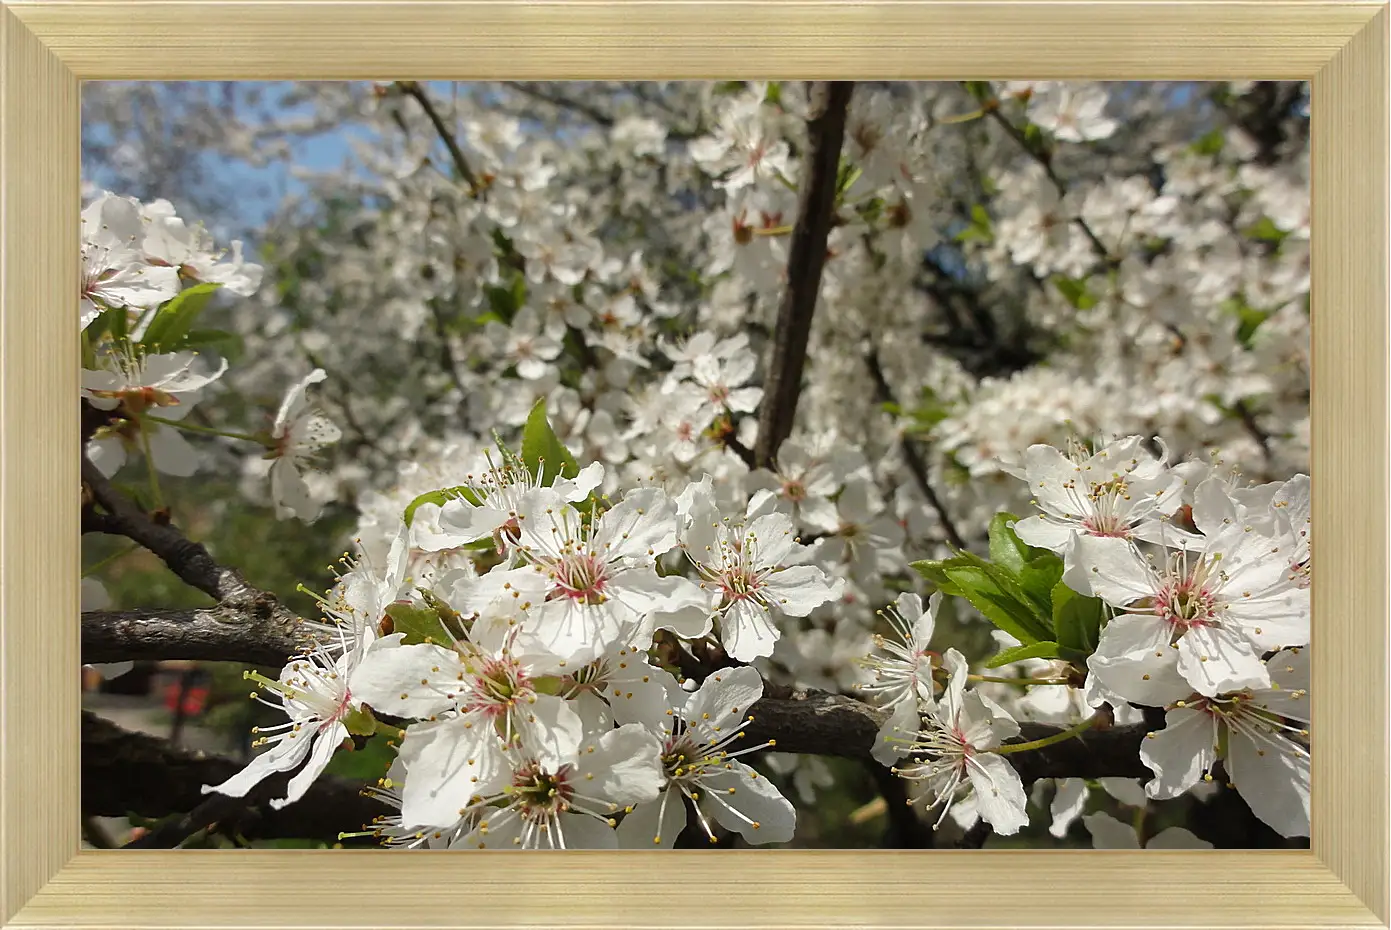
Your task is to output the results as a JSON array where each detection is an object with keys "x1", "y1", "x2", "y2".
[
  {"x1": 720, "y1": 566, "x2": 762, "y2": 602},
  {"x1": 463, "y1": 655, "x2": 533, "y2": 718},
  {"x1": 1155, "y1": 579, "x2": 1217, "y2": 629},
  {"x1": 552, "y1": 552, "x2": 610, "y2": 605},
  {"x1": 781, "y1": 479, "x2": 807, "y2": 503}
]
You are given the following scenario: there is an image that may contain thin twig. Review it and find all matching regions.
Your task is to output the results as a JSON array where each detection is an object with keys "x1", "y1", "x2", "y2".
[
  {"x1": 398, "y1": 81, "x2": 480, "y2": 195},
  {"x1": 863, "y1": 348, "x2": 968, "y2": 549},
  {"x1": 753, "y1": 81, "x2": 856, "y2": 469},
  {"x1": 977, "y1": 93, "x2": 1115, "y2": 267}
]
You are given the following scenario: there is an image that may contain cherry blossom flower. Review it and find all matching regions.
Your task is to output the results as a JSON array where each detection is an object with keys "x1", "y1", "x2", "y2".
[
  {"x1": 616, "y1": 666, "x2": 795, "y2": 847},
  {"x1": 483, "y1": 488, "x2": 712, "y2": 662},
  {"x1": 268, "y1": 369, "x2": 341, "y2": 521},
  {"x1": 82, "y1": 349, "x2": 228, "y2": 412},
  {"x1": 856, "y1": 592, "x2": 941, "y2": 765},
  {"x1": 1140, "y1": 648, "x2": 1310, "y2": 837},
  {"x1": 1012, "y1": 436, "x2": 1184, "y2": 555},
  {"x1": 893, "y1": 649, "x2": 1029, "y2": 835},
  {"x1": 202, "y1": 623, "x2": 370, "y2": 811},
  {"x1": 679, "y1": 483, "x2": 842, "y2": 662},
  {"x1": 1078, "y1": 509, "x2": 1309, "y2": 700},
  {"x1": 450, "y1": 725, "x2": 665, "y2": 849},
  {"x1": 80, "y1": 192, "x2": 181, "y2": 329}
]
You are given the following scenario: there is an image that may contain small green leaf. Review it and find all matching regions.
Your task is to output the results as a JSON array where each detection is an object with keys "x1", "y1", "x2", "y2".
[
  {"x1": 140, "y1": 283, "x2": 222, "y2": 352},
  {"x1": 384, "y1": 602, "x2": 451, "y2": 646},
  {"x1": 910, "y1": 559, "x2": 966, "y2": 597},
  {"x1": 1052, "y1": 581, "x2": 1105, "y2": 656},
  {"x1": 1190, "y1": 128, "x2": 1225, "y2": 157},
  {"x1": 90, "y1": 303, "x2": 128, "y2": 342},
  {"x1": 1018, "y1": 553, "x2": 1065, "y2": 613},
  {"x1": 941, "y1": 564, "x2": 1053, "y2": 645},
  {"x1": 402, "y1": 486, "x2": 484, "y2": 528},
  {"x1": 1053, "y1": 275, "x2": 1097, "y2": 310},
  {"x1": 836, "y1": 157, "x2": 863, "y2": 197},
  {"x1": 521, "y1": 399, "x2": 579, "y2": 486},
  {"x1": 986, "y1": 641, "x2": 1064, "y2": 668},
  {"x1": 1244, "y1": 216, "x2": 1289, "y2": 245},
  {"x1": 183, "y1": 328, "x2": 244, "y2": 362},
  {"x1": 341, "y1": 704, "x2": 378, "y2": 738},
  {"x1": 988, "y1": 512, "x2": 1030, "y2": 575}
]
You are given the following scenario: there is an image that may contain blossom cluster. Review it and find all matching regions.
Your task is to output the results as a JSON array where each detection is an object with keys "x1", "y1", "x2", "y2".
[
  {"x1": 80, "y1": 79, "x2": 1311, "y2": 848},
  {"x1": 79, "y1": 191, "x2": 341, "y2": 520},
  {"x1": 203, "y1": 427, "x2": 853, "y2": 848},
  {"x1": 856, "y1": 435, "x2": 1310, "y2": 838}
]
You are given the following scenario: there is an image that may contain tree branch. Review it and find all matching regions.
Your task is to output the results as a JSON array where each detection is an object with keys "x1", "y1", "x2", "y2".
[
  {"x1": 82, "y1": 712, "x2": 386, "y2": 847},
  {"x1": 743, "y1": 682, "x2": 1151, "y2": 783},
  {"x1": 863, "y1": 347, "x2": 968, "y2": 549},
  {"x1": 976, "y1": 92, "x2": 1115, "y2": 269},
  {"x1": 81, "y1": 609, "x2": 1152, "y2": 784},
  {"x1": 753, "y1": 81, "x2": 855, "y2": 468},
  {"x1": 82, "y1": 606, "x2": 322, "y2": 668},
  {"x1": 82, "y1": 457, "x2": 250, "y2": 602},
  {"x1": 397, "y1": 81, "x2": 480, "y2": 195}
]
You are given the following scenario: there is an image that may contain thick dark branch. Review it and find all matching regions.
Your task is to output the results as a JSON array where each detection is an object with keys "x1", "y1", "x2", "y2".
[
  {"x1": 82, "y1": 712, "x2": 385, "y2": 847},
  {"x1": 85, "y1": 617, "x2": 1153, "y2": 784},
  {"x1": 82, "y1": 606, "x2": 321, "y2": 668},
  {"x1": 865, "y1": 761, "x2": 934, "y2": 848},
  {"x1": 753, "y1": 81, "x2": 855, "y2": 469},
  {"x1": 863, "y1": 348, "x2": 968, "y2": 549},
  {"x1": 743, "y1": 683, "x2": 1151, "y2": 783},
  {"x1": 397, "y1": 81, "x2": 480, "y2": 195},
  {"x1": 81, "y1": 457, "x2": 290, "y2": 616},
  {"x1": 1233, "y1": 398, "x2": 1273, "y2": 463},
  {"x1": 724, "y1": 433, "x2": 756, "y2": 469}
]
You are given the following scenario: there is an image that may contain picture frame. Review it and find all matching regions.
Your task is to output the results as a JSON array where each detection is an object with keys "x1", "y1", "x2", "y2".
[{"x1": 2, "y1": 2, "x2": 1386, "y2": 927}]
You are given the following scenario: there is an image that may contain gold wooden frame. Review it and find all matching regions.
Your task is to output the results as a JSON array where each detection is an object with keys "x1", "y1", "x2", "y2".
[{"x1": 2, "y1": 2, "x2": 1386, "y2": 927}]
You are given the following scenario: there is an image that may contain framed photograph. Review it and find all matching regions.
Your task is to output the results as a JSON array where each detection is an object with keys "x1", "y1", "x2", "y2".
[{"x1": 3, "y1": 2, "x2": 1386, "y2": 928}]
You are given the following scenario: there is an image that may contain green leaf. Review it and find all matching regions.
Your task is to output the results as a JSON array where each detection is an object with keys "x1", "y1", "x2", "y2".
[
  {"x1": 836, "y1": 157, "x2": 863, "y2": 198},
  {"x1": 910, "y1": 559, "x2": 966, "y2": 597},
  {"x1": 1190, "y1": 128, "x2": 1225, "y2": 157},
  {"x1": 341, "y1": 704, "x2": 378, "y2": 738},
  {"x1": 1244, "y1": 216, "x2": 1289, "y2": 245},
  {"x1": 323, "y1": 733, "x2": 397, "y2": 780},
  {"x1": 963, "y1": 81, "x2": 994, "y2": 101},
  {"x1": 1017, "y1": 553, "x2": 1065, "y2": 613},
  {"x1": 988, "y1": 512, "x2": 1030, "y2": 574},
  {"x1": 521, "y1": 399, "x2": 579, "y2": 486},
  {"x1": 140, "y1": 283, "x2": 222, "y2": 352},
  {"x1": 954, "y1": 204, "x2": 994, "y2": 245},
  {"x1": 1052, "y1": 581, "x2": 1105, "y2": 656},
  {"x1": 1053, "y1": 275, "x2": 1097, "y2": 310},
  {"x1": 985, "y1": 641, "x2": 1063, "y2": 668},
  {"x1": 764, "y1": 81, "x2": 783, "y2": 106},
  {"x1": 183, "y1": 328, "x2": 244, "y2": 362},
  {"x1": 90, "y1": 303, "x2": 128, "y2": 342},
  {"x1": 483, "y1": 278, "x2": 526, "y2": 324},
  {"x1": 941, "y1": 563, "x2": 1053, "y2": 645},
  {"x1": 384, "y1": 602, "x2": 451, "y2": 646},
  {"x1": 402, "y1": 485, "x2": 484, "y2": 528},
  {"x1": 1221, "y1": 295, "x2": 1272, "y2": 346}
]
